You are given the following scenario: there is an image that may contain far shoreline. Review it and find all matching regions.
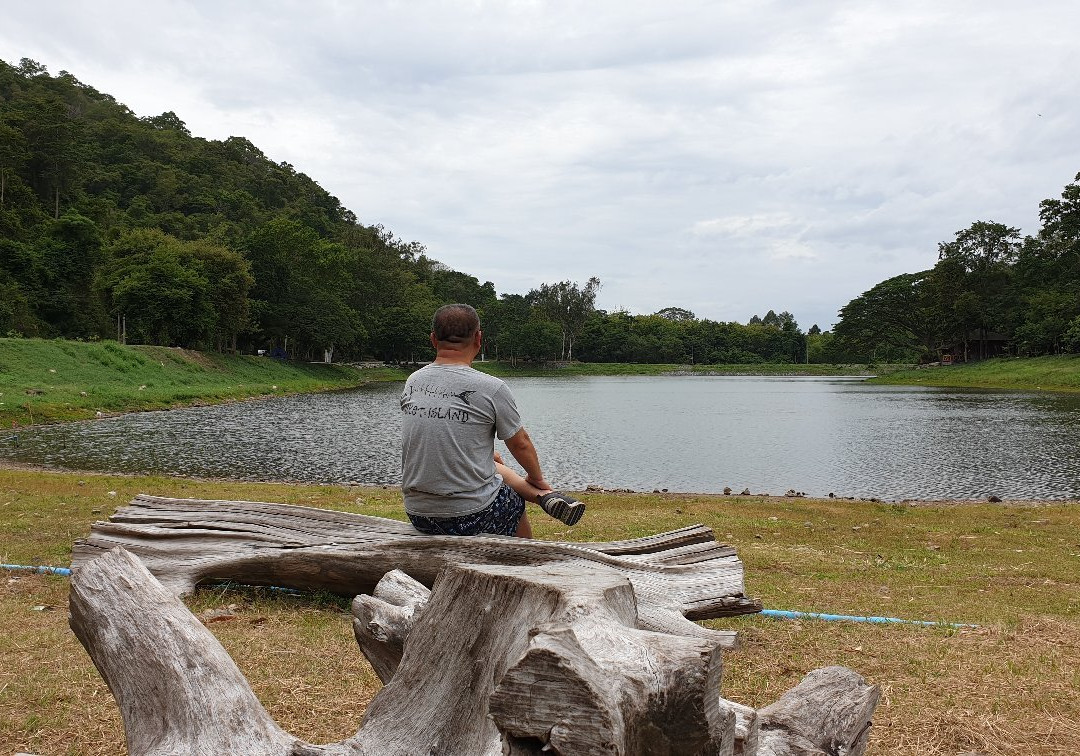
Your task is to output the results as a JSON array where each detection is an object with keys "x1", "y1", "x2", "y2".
[
  {"x1": 1, "y1": 459, "x2": 1074, "y2": 508},
  {"x1": 4, "y1": 338, "x2": 1078, "y2": 433}
]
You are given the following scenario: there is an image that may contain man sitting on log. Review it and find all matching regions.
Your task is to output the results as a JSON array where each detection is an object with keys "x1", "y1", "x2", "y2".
[{"x1": 400, "y1": 303, "x2": 584, "y2": 537}]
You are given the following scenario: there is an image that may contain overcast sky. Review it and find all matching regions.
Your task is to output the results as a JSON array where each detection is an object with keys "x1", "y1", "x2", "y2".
[{"x1": 4, "y1": 1, "x2": 1078, "y2": 329}]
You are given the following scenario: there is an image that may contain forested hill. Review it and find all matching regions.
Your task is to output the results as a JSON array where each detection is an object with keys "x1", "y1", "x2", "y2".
[
  {"x1": 0, "y1": 57, "x2": 502, "y2": 361},
  {"x1": 0, "y1": 56, "x2": 820, "y2": 366}
]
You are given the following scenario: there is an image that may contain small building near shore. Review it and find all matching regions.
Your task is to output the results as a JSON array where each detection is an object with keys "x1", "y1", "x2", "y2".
[{"x1": 940, "y1": 331, "x2": 1010, "y2": 362}]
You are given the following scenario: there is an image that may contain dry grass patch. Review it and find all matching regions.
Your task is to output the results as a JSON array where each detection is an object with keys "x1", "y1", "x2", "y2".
[
  {"x1": 715, "y1": 616, "x2": 1080, "y2": 755},
  {"x1": 185, "y1": 587, "x2": 380, "y2": 744},
  {"x1": 1, "y1": 576, "x2": 382, "y2": 755},
  {"x1": 2, "y1": 467, "x2": 1079, "y2": 754},
  {"x1": 0, "y1": 576, "x2": 122, "y2": 756}
]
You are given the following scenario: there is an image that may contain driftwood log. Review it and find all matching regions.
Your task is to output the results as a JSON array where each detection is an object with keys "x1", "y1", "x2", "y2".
[
  {"x1": 69, "y1": 496, "x2": 881, "y2": 755},
  {"x1": 72, "y1": 494, "x2": 763, "y2": 644}
]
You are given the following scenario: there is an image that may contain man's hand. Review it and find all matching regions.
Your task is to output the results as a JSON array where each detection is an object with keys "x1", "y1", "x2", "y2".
[{"x1": 525, "y1": 474, "x2": 552, "y2": 494}]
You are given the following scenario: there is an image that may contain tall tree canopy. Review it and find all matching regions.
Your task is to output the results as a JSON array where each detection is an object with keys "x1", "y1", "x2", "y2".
[{"x1": 832, "y1": 174, "x2": 1080, "y2": 361}]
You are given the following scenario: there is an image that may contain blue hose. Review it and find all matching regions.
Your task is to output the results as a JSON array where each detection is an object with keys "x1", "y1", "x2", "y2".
[
  {"x1": 760, "y1": 608, "x2": 977, "y2": 628},
  {"x1": 0, "y1": 564, "x2": 978, "y2": 627},
  {"x1": 2, "y1": 563, "x2": 72, "y2": 576}
]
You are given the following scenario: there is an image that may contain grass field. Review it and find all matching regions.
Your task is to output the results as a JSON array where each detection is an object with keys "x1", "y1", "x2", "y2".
[
  {"x1": 0, "y1": 338, "x2": 407, "y2": 427},
  {"x1": 2, "y1": 466, "x2": 1077, "y2": 755},
  {"x1": 870, "y1": 354, "x2": 1080, "y2": 392}
]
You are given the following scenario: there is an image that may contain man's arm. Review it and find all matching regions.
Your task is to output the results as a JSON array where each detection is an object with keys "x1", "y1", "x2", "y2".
[{"x1": 503, "y1": 427, "x2": 551, "y2": 493}]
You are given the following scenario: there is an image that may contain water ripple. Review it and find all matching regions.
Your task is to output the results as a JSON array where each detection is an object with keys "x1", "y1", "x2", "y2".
[{"x1": 3, "y1": 377, "x2": 1079, "y2": 500}]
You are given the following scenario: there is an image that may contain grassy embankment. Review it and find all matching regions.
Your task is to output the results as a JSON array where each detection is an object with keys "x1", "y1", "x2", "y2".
[
  {"x1": 2, "y1": 467, "x2": 1077, "y2": 755},
  {"x1": 0, "y1": 338, "x2": 407, "y2": 428},
  {"x1": 870, "y1": 354, "x2": 1080, "y2": 392}
]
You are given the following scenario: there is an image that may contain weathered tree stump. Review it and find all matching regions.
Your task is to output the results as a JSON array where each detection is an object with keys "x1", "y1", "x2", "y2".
[
  {"x1": 351, "y1": 569, "x2": 430, "y2": 682},
  {"x1": 354, "y1": 564, "x2": 730, "y2": 754},
  {"x1": 68, "y1": 496, "x2": 881, "y2": 755},
  {"x1": 755, "y1": 665, "x2": 879, "y2": 755},
  {"x1": 353, "y1": 569, "x2": 879, "y2": 756}
]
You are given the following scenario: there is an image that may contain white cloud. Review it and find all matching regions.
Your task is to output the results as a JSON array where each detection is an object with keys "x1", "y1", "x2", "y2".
[
  {"x1": 692, "y1": 213, "x2": 801, "y2": 238},
  {"x1": 3, "y1": 0, "x2": 1079, "y2": 329}
]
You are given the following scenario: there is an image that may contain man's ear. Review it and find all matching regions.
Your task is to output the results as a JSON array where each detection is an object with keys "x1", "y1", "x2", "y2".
[
  {"x1": 474, "y1": 329, "x2": 483, "y2": 346},
  {"x1": 430, "y1": 332, "x2": 439, "y2": 349}
]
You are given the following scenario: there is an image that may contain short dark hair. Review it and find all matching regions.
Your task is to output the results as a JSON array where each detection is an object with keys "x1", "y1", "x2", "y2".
[{"x1": 432, "y1": 304, "x2": 480, "y2": 343}]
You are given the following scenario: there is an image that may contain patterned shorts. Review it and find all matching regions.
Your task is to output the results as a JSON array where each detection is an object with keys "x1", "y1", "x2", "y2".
[{"x1": 408, "y1": 484, "x2": 526, "y2": 537}]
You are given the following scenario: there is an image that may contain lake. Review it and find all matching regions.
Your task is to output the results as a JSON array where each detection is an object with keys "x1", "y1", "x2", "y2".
[{"x1": 3, "y1": 376, "x2": 1079, "y2": 500}]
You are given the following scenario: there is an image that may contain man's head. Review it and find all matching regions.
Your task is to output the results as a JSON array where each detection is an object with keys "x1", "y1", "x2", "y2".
[{"x1": 431, "y1": 304, "x2": 480, "y2": 346}]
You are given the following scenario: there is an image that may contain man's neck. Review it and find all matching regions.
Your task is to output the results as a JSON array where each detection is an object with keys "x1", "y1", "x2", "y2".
[
  {"x1": 433, "y1": 355, "x2": 473, "y2": 366},
  {"x1": 432, "y1": 347, "x2": 475, "y2": 366}
]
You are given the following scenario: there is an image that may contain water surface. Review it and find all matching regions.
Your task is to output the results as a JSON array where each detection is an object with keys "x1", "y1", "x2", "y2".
[{"x1": 4, "y1": 376, "x2": 1079, "y2": 500}]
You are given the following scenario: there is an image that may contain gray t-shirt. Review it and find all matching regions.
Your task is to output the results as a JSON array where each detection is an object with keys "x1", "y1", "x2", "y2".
[{"x1": 400, "y1": 363, "x2": 523, "y2": 517}]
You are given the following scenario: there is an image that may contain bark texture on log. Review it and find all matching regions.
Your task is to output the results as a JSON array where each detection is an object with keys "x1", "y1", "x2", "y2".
[
  {"x1": 72, "y1": 494, "x2": 761, "y2": 642},
  {"x1": 754, "y1": 666, "x2": 879, "y2": 756},
  {"x1": 352, "y1": 567, "x2": 735, "y2": 754},
  {"x1": 352, "y1": 562, "x2": 730, "y2": 755},
  {"x1": 349, "y1": 570, "x2": 882, "y2": 756},
  {"x1": 350, "y1": 569, "x2": 428, "y2": 682},
  {"x1": 68, "y1": 547, "x2": 332, "y2": 756},
  {"x1": 719, "y1": 698, "x2": 760, "y2": 756}
]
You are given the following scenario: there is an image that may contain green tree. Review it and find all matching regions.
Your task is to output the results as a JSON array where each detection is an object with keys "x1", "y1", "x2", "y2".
[
  {"x1": 99, "y1": 229, "x2": 251, "y2": 349},
  {"x1": 654, "y1": 306, "x2": 696, "y2": 322},
  {"x1": 370, "y1": 302, "x2": 433, "y2": 363},
  {"x1": 39, "y1": 211, "x2": 106, "y2": 336},
  {"x1": 102, "y1": 232, "x2": 216, "y2": 346},
  {"x1": 578, "y1": 310, "x2": 634, "y2": 363},
  {"x1": 485, "y1": 294, "x2": 536, "y2": 363},
  {"x1": 184, "y1": 238, "x2": 254, "y2": 351},
  {"x1": 509, "y1": 316, "x2": 562, "y2": 363},
  {"x1": 19, "y1": 96, "x2": 84, "y2": 218},
  {"x1": 0, "y1": 122, "x2": 29, "y2": 210},
  {"x1": 0, "y1": 268, "x2": 36, "y2": 335},
  {"x1": 1011, "y1": 174, "x2": 1080, "y2": 353},
  {"x1": 935, "y1": 221, "x2": 1019, "y2": 359},
  {"x1": 625, "y1": 314, "x2": 687, "y2": 362},
  {"x1": 833, "y1": 273, "x2": 935, "y2": 362},
  {"x1": 530, "y1": 277, "x2": 601, "y2": 361},
  {"x1": 937, "y1": 220, "x2": 1020, "y2": 274},
  {"x1": 1013, "y1": 290, "x2": 1076, "y2": 355},
  {"x1": 1063, "y1": 316, "x2": 1080, "y2": 353}
]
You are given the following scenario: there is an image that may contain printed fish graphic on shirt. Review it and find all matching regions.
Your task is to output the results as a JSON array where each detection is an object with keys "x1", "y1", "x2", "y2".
[{"x1": 452, "y1": 390, "x2": 477, "y2": 405}]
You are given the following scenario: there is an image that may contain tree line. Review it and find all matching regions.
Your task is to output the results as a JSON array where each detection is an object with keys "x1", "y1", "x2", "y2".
[
  {"x1": 1, "y1": 57, "x2": 836, "y2": 366},
  {"x1": 831, "y1": 175, "x2": 1080, "y2": 362}
]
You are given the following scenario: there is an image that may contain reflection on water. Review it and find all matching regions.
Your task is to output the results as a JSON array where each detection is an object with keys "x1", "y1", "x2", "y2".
[{"x1": 4, "y1": 377, "x2": 1080, "y2": 500}]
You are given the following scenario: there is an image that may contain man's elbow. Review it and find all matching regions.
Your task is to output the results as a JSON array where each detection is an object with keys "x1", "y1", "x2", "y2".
[{"x1": 505, "y1": 428, "x2": 531, "y2": 452}]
